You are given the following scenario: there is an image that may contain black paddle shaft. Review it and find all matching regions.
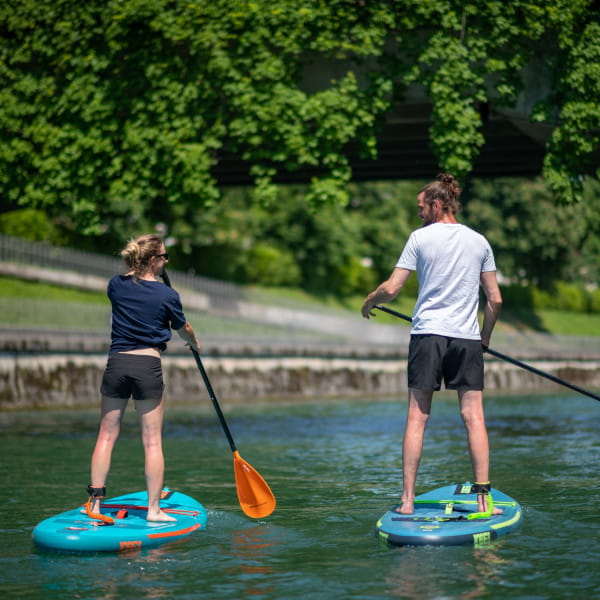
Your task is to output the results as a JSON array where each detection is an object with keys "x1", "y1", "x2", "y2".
[
  {"x1": 161, "y1": 270, "x2": 238, "y2": 451},
  {"x1": 190, "y1": 348, "x2": 238, "y2": 452},
  {"x1": 374, "y1": 304, "x2": 600, "y2": 403}
]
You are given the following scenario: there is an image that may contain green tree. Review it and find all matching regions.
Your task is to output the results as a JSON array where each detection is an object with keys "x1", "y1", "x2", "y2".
[
  {"x1": 346, "y1": 181, "x2": 422, "y2": 281},
  {"x1": 1, "y1": 0, "x2": 599, "y2": 288},
  {"x1": 462, "y1": 177, "x2": 599, "y2": 289}
]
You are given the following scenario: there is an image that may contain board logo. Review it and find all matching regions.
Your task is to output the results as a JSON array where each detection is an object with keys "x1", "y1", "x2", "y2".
[
  {"x1": 119, "y1": 540, "x2": 143, "y2": 550},
  {"x1": 472, "y1": 531, "x2": 491, "y2": 546}
]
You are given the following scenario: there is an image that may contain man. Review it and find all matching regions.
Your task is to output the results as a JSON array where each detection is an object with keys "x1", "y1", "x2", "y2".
[{"x1": 361, "y1": 173, "x2": 503, "y2": 516}]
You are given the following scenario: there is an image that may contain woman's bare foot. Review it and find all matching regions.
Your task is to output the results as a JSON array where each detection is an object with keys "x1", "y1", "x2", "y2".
[{"x1": 147, "y1": 510, "x2": 177, "y2": 522}]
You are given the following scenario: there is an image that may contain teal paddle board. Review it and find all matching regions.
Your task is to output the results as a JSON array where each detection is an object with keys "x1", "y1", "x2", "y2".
[
  {"x1": 33, "y1": 488, "x2": 207, "y2": 552},
  {"x1": 376, "y1": 483, "x2": 522, "y2": 547}
]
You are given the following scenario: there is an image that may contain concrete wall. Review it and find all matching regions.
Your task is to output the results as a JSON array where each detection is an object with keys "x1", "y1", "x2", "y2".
[{"x1": 2, "y1": 353, "x2": 599, "y2": 410}]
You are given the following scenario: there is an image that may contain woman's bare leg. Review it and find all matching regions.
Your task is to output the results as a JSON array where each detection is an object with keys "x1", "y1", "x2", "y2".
[
  {"x1": 135, "y1": 397, "x2": 175, "y2": 522},
  {"x1": 89, "y1": 396, "x2": 128, "y2": 512}
]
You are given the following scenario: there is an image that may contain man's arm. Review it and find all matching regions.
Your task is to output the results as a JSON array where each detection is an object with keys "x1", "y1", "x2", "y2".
[
  {"x1": 361, "y1": 268, "x2": 413, "y2": 319},
  {"x1": 480, "y1": 271, "x2": 502, "y2": 347}
]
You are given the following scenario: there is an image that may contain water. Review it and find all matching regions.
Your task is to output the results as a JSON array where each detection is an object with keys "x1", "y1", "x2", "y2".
[{"x1": 1, "y1": 393, "x2": 598, "y2": 599}]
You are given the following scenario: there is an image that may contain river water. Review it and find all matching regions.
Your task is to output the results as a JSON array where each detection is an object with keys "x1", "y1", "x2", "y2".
[{"x1": 1, "y1": 392, "x2": 598, "y2": 599}]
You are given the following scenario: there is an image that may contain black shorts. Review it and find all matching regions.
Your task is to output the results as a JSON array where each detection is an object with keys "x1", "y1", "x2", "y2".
[
  {"x1": 100, "y1": 353, "x2": 164, "y2": 401},
  {"x1": 407, "y1": 334, "x2": 484, "y2": 392}
]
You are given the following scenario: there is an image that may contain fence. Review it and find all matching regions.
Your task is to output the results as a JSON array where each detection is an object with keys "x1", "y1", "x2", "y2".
[
  {"x1": 0, "y1": 233, "x2": 409, "y2": 349},
  {"x1": 0, "y1": 233, "x2": 245, "y2": 302},
  {"x1": 2, "y1": 233, "x2": 600, "y2": 357}
]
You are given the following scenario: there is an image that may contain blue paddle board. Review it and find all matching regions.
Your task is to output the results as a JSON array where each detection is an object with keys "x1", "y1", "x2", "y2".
[
  {"x1": 376, "y1": 483, "x2": 522, "y2": 547},
  {"x1": 33, "y1": 488, "x2": 207, "y2": 552}
]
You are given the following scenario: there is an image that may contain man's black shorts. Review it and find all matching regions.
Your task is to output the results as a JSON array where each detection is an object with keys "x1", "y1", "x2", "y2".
[
  {"x1": 100, "y1": 353, "x2": 164, "y2": 400},
  {"x1": 407, "y1": 334, "x2": 484, "y2": 392}
]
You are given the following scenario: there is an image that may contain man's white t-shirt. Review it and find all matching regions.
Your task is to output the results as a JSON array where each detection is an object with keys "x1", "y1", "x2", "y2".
[{"x1": 396, "y1": 223, "x2": 496, "y2": 340}]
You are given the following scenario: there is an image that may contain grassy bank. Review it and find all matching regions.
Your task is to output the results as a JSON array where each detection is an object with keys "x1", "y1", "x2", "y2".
[
  {"x1": 246, "y1": 283, "x2": 600, "y2": 337},
  {"x1": 2, "y1": 274, "x2": 600, "y2": 337}
]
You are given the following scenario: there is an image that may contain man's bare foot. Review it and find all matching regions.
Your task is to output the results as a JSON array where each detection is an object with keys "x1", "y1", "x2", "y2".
[
  {"x1": 147, "y1": 510, "x2": 177, "y2": 522},
  {"x1": 393, "y1": 502, "x2": 414, "y2": 515},
  {"x1": 478, "y1": 495, "x2": 504, "y2": 515}
]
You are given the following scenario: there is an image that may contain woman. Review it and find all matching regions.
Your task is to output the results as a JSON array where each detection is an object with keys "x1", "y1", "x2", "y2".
[{"x1": 86, "y1": 234, "x2": 201, "y2": 523}]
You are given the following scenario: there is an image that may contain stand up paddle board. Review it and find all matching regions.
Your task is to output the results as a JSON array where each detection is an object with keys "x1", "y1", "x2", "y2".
[
  {"x1": 376, "y1": 483, "x2": 522, "y2": 547},
  {"x1": 33, "y1": 488, "x2": 207, "y2": 552}
]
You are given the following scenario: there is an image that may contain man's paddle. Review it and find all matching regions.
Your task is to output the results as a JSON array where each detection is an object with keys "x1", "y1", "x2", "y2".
[
  {"x1": 374, "y1": 304, "x2": 600, "y2": 403},
  {"x1": 162, "y1": 270, "x2": 276, "y2": 518}
]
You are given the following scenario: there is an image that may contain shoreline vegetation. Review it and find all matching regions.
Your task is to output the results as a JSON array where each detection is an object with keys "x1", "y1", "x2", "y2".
[
  {"x1": 2, "y1": 274, "x2": 600, "y2": 410},
  {"x1": 3, "y1": 273, "x2": 600, "y2": 339}
]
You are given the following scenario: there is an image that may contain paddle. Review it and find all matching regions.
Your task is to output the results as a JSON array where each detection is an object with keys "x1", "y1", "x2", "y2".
[
  {"x1": 373, "y1": 304, "x2": 600, "y2": 403},
  {"x1": 161, "y1": 270, "x2": 276, "y2": 518}
]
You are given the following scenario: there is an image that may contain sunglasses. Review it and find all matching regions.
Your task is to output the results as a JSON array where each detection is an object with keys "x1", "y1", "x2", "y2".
[{"x1": 155, "y1": 253, "x2": 169, "y2": 261}]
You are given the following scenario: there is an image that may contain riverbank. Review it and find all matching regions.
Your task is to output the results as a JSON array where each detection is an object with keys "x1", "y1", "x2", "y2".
[
  {"x1": 2, "y1": 274, "x2": 600, "y2": 409},
  {"x1": 2, "y1": 347, "x2": 600, "y2": 410}
]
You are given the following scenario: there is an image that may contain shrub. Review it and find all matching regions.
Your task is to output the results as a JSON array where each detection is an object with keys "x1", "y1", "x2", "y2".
[
  {"x1": 500, "y1": 284, "x2": 535, "y2": 309},
  {"x1": 588, "y1": 288, "x2": 600, "y2": 313},
  {"x1": 0, "y1": 209, "x2": 62, "y2": 243},
  {"x1": 335, "y1": 257, "x2": 377, "y2": 297},
  {"x1": 552, "y1": 281, "x2": 588, "y2": 312},
  {"x1": 243, "y1": 243, "x2": 302, "y2": 287},
  {"x1": 501, "y1": 282, "x2": 589, "y2": 313}
]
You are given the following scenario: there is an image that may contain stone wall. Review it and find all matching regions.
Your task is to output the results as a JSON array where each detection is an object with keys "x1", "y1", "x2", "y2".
[{"x1": 2, "y1": 353, "x2": 599, "y2": 410}]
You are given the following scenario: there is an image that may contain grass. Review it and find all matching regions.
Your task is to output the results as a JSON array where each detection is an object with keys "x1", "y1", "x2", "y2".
[
  {"x1": 0, "y1": 275, "x2": 106, "y2": 303},
  {"x1": 528, "y1": 309, "x2": 600, "y2": 336},
  {"x1": 246, "y1": 284, "x2": 417, "y2": 319},
  {"x1": 0, "y1": 276, "x2": 343, "y2": 339},
  {"x1": 2, "y1": 275, "x2": 600, "y2": 337},
  {"x1": 249, "y1": 284, "x2": 600, "y2": 336}
]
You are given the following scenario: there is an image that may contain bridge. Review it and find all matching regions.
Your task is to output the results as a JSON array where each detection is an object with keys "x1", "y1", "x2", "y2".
[
  {"x1": 213, "y1": 106, "x2": 550, "y2": 185},
  {"x1": 212, "y1": 62, "x2": 598, "y2": 185}
]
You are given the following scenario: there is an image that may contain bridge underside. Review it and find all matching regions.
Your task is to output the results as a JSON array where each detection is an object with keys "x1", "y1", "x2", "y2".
[{"x1": 212, "y1": 106, "x2": 554, "y2": 186}]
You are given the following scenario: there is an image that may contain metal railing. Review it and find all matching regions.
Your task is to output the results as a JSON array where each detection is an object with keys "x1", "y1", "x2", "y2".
[
  {"x1": 2, "y1": 233, "x2": 600, "y2": 357},
  {"x1": 0, "y1": 233, "x2": 245, "y2": 302},
  {"x1": 0, "y1": 233, "x2": 390, "y2": 347}
]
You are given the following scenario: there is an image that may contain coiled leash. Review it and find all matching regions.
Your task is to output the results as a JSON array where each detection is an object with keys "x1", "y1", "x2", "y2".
[
  {"x1": 85, "y1": 485, "x2": 115, "y2": 525},
  {"x1": 467, "y1": 482, "x2": 495, "y2": 520}
]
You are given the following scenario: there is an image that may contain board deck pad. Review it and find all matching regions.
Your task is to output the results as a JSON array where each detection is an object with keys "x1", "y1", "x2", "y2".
[
  {"x1": 376, "y1": 483, "x2": 522, "y2": 547},
  {"x1": 33, "y1": 488, "x2": 207, "y2": 552}
]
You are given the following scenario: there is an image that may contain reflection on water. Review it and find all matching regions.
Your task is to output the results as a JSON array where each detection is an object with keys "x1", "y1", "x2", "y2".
[
  {"x1": 1, "y1": 393, "x2": 599, "y2": 599},
  {"x1": 222, "y1": 525, "x2": 285, "y2": 598},
  {"x1": 382, "y1": 543, "x2": 514, "y2": 600}
]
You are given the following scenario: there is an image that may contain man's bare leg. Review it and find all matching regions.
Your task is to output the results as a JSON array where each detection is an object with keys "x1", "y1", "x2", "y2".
[
  {"x1": 459, "y1": 389, "x2": 503, "y2": 515},
  {"x1": 396, "y1": 388, "x2": 433, "y2": 514}
]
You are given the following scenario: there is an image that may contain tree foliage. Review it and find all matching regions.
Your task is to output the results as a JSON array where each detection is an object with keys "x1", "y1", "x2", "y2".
[
  {"x1": 187, "y1": 176, "x2": 600, "y2": 300},
  {"x1": 462, "y1": 177, "x2": 600, "y2": 290},
  {"x1": 1, "y1": 1, "x2": 599, "y2": 237}
]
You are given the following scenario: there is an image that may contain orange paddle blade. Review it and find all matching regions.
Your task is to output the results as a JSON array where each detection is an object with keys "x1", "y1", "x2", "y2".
[{"x1": 233, "y1": 450, "x2": 276, "y2": 518}]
